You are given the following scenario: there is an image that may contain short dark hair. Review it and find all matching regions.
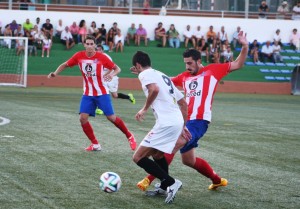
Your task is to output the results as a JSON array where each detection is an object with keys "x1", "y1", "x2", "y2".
[
  {"x1": 84, "y1": 35, "x2": 96, "y2": 43},
  {"x1": 132, "y1": 51, "x2": 151, "y2": 67},
  {"x1": 183, "y1": 48, "x2": 201, "y2": 61},
  {"x1": 96, "y1": 44, "x2": 103, "y2": 51}
]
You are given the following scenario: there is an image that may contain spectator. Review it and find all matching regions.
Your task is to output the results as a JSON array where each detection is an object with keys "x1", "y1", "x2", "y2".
[
  {"x1": 114, "y1": 29, "x2": 124, "y2": 53},
  {"x1": 16, "y1": 33, "x2": 25, "y2": 55},
  {"x1": 249, "y1": 39, "x2": 260, "y2": 63},
  {"x1": 272, "y1": 41, "x2": 283, "y2": 63},
  {"x1": 14, "y1": 24, "x2": 24, "y2": 36},
  {"x1": 197, "y1": 38, "x2": 209, "y2": 62},
  {"x1": 218, "y1": 26, "x2": 228, "y2": 45},
  {"x1": 55, "y1": 19, "x2": 64, "y2": 38},
  {"x1": 35, "y1": 17, "x2": 41, "y2": 31},
  {"x1": 273, "y1": 29, "x2": 282, "y2": 46},
  {"x1": 61, "y1": 26, "x2": 75, "y2": 50},
  {"x1": 9, "y1": 20, "x2": 19, "y2": 36},
  {"x1": 98, "y1": 24, "x2": 107, "y2": 44},
  {"x1": 209, "y1": 39, "x2": 220, "y2": 63},
  {"x1": 0, "y1": 21, "x2": 2, "y2": 36},
  {"x1": 258, "y1": 1, "x2": 269, "y2": 19},
  {"x1": 25, "y1": 30, "x2": 37, "y2": 56},
  {"x1": 78, "y1": 19, "x2": 87, "y2": 44},
  {"x1": 154, "y1": 22, "x2": 167, "y2": 47},
  {"x1": 166, "y1": 24, "x2": 180, "y2": 48},
  {"x1": 292, "y1": 2, "x2": 300, "y2": 20},
  {"x1": 222, "y1": 46, "x2": 234, "y2": 63},
  {"x1": 232, "y1": 26, "x2": 241, "y2": 49},
  {"x1": 88, "y1": 21, "x2": 97, "y2": 37},
  {"x1": 31, "y1": 25, "x2": 43, "y2": 49},
  {"x1": 106, "y1": 28, "x2": 114, "y2": 52},
  {"x1": 69, "y1": 21, "x2": 79, "y2": 44},
  {"x1": 126, "y1": 23, "x2": 136, "y2": 46},
  {"x1": 42, "y1": 18, "x2": 53, "y2": 38},
  {"x1": 289, "y1": 28, "x2": 300, "y2": 50},
  {"x1": 136, "y1": 24, "x2": 147, "y2": 46},
  {"x1": 23, "y1": 18, "x2": 33, "y2": 33},
  {"x1": 206, "y1": 25, "x2": 216, "y2": 44},
  {"x1": 183, "y1": 25, "x2": 195, "y2": 48},
  {"x1": 277, "y1": 1, "x2": 289, "y2": 19},
  {"x1": 193, "y1": 25, "x2": 205, "y2": 46},
  {"x1": 3, "y1": 24, "x2": 12, "y2": 48},
  {"x1": 143, "y1": 0, "x2": 150, "y2": 15},
  {"x1": 260, "y1": 41, "x2": 273, "y2": 62},
  {"x1": 18, "y1": 0, "x2": 32, "y2": 10},
  {"x1": 111, "y1": 22, "x2": 119, "y2": 36},
  {"x1": 41, "y1": 32, "x2": 51, "y2": 58}
]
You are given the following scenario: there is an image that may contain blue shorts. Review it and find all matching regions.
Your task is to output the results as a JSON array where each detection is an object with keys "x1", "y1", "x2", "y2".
[
  {"x1": 180, "y1": 120, "x2": 209, "y2": 154},
  {"x1": 79, "y1": 94, "x2": 114, "y2": 117}
]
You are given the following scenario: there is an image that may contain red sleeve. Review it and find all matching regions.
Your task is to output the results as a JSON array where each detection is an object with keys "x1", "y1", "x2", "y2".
[
  {"x1": 99, "y1": 53, "x2": 115, "y2": 70},
  {"x1": 209, "y1": 63, "x2": 231, "y2": 81},
  {"x1": 171, "y1": 73, "x2": 185, "y2": 88},
  {"x1": 66, "y1": 52, "x2": 80, "y2": 67}
]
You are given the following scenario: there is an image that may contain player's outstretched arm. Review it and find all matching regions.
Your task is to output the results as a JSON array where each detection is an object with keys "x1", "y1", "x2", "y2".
[
  {"x1": 48, "y1": 62, "x2": 68, "y2": 78},
  {"x1": 230, "y1": 31, "x2": 249, "y2": 72},
  {"x1": 104, "y1": 65, "x2": 121, "y2": 82}
]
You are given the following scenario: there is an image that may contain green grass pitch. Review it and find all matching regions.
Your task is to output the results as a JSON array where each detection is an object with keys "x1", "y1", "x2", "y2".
[{"x1": 0, "y1": 87, "x2": 300, "y2": 209}]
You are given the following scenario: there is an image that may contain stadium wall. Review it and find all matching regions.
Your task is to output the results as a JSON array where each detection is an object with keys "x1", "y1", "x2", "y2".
[{"x1": 1, "y1": 10, "x2": 300, "y2": 43}]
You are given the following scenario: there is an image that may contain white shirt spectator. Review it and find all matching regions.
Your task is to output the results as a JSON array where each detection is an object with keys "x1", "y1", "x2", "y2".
[
  {"x1": 261, "y1": 44, "x2": 273, "y2": 54},
  {"x1": 183, "y1": 29, "x2": 194, "y2": 38},
  {"x1": 272, "y1": 44, "x2": 281, "y2": 54},
  {"x1": 61, "y1": 29, "x2": 73, "y2": 41},
  {"x1": 194, "y1": 27, "x2": 204, "y2": 39},
  {"x1": 292, "y1": 4, "x2": 300, "y2": 20},
  {"x1": 114, "y1": 34, "x2": 124, "y2": 46},
  {"x1": 273, "y1": 33, "x2": 281, "y2": 42}
]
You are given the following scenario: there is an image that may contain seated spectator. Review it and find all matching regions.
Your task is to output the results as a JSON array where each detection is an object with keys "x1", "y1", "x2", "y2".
[
  {"x1": 106, "y1": 28, "x2": 115, "y2": 52},
  {"x1": 218, "y1": 26, "x2": 228, "y2": 46},
  {"x1": 14, "y1": 24, "x2": 24, "y2": 36},
  {"x1": 260, "y1": 41, "x2": 273, "y2": 62},
  {"x1": 292, "y1": 2, "x2": 300, "y2": 20},
  {"x1": 61, "y1": 26, "x2": 75, "y2": 50},
  {"x1": 154, "y1": 22, "x2": 167, "y2": 47},
  {"x1": 3, "y1": 24, "x2": 13, "y2": 48},
  {"x1": 273, "y1": 29, "x2": 282, "y2": 46},
  {"x1": 78, "y1": 19, "x2": 87, "y2": 44},
  {"x1": 166, "y1": 24, "x2": 180, "y2": 48},
  {"x1": 42, "y1": 19, "x2": 54, "y2": 38},
  {"x1": 69, "y1": 21, "x2": 79, "y2": 44},
  {"x1": 222, "y1": 46, "x2": 234, "y2": 63},
  {"x1": 114, "y1": 29, "x2": 124, "y2": 53},
  {"x1": 289, "y1": 28, "x2": 300, "y2": 50},
  {"x1": 126, "y1": 23, "x2": 136, "y2": 46},
  {"x1": 35, "y1": 17, "x2": 41, "y2": 31},
  {"x1": 16, "y1": 33, "x2": 25, "y2": 56},
  {"x1": 249, "y1": 40, "x2": 260, "y2": 63},
  {"x1": 136, "y1": 24, "x2": 147, "y2": 46},
  {"x1": 209, "y1": 39, "x2": 220, "y2": 63},
  {"x1": 183, "y1": 25, "x2": 195, "y2": 48},
  {"x1": 9, "y1": 20, "x2": 19, "y2": 36},
  {"x1": 111, "y1": 22, "x2": 119, "y2": 36},
  {"x1": 88, "y1": 21, "x2": 97, "y2": 37},
  {"x1": 197, "y1": 38, "x2": 209, "y2": 62},
  {"x1": 22, "y1": 18, "x2": 33, "y2": 33},
  {"x1": 25, "y1": 30, "x2": 37, "y2": 56},
  {"x1": 193, "y1": 26, "x2": 205, "y2": 46},
  {"x1": 55, "y1": 19, "x2": 64, "y2": 38},
  {"x1": 98, "y1": 24, "x2": 107, "y2": 44},
  {"x1": 277, "y1": 1, "x2": 289, "y2": 19},
  {"x1": 258, "y1": 1, "x2": 269, "y2": 19},
  {"x1": 272, "y1": 41, "x2": 283, "y2": 63},
  {"x1": 232, "y1": 26, "x2": 241, "y2": 49},
  {"x1": 206, "y1": 25, "x2": 216, "y2": 45}
]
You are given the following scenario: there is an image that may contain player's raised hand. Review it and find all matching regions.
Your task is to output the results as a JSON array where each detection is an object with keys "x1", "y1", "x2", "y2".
[
  {"x1": 238, "y1": 31, "x2": 248, "y2": 46},
  {"x1": 130, "y1": 66, "x2": 139, "y2": 75}
]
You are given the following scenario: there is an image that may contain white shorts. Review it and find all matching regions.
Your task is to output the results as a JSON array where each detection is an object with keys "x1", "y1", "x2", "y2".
[
  {"x1": 140, "y1": 121, "x2": 183, "y2": 154},
  {"x1": 105, "y1": 76, "x2": 119, "y2": 93}
]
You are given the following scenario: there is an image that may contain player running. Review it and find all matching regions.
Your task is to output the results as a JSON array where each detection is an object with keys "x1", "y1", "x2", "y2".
[{"x1": 48, "y1": 35, "x2": 137, "y2": 151}]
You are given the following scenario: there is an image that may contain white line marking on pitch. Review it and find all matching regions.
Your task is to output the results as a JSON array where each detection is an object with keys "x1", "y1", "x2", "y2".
[{"x1": 0, "y1": 116, "x2": 11, "y2": 126}]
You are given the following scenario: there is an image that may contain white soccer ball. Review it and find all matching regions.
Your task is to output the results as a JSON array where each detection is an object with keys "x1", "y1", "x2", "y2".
[{"x1": 99, "y1": 172, "x2": 122, "y2": 193}]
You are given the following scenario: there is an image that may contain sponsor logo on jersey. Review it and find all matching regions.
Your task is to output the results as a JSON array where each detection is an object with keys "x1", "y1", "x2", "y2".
[{"x1": 186, "y1": 90, "x2": 202, "y2": 97}]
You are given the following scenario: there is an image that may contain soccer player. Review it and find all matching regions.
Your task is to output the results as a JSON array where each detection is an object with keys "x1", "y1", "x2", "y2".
[
  {"x1": 95, "y1": 44, "x2": 135, "y2": 115},
  {"x1": 131, "y1": 51, "x2": 191, "y2": 204},
  {"x1": 47, "y1": 35, "x2": 137, "y2": 151},
  {"x1": 137, "y1": 31, "x2": 249, "y2": 193}
]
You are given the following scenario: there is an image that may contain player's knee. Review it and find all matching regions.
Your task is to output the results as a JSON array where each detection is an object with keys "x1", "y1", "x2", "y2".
[{"x1": 181, "y1": 157, "x2": 194, "y2": 167}]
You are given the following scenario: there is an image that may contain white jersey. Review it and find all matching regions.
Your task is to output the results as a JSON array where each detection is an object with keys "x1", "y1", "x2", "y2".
[
  {"x1": 138, "y1": 68, "x2": 184, "y2": 126},
  {"x1": 102, "y1": 53, "x2": 119, "y2": 92}
]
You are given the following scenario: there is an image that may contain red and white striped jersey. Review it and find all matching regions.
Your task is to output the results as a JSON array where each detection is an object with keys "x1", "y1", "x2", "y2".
[
  {"x1": 172, "y1": 63, "x2": 230, "y2": 122},
  {"x1": 66, "y1": 51, "x2": 116, "y2": 96}
]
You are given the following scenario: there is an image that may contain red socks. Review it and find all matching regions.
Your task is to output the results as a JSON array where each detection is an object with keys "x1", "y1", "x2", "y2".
[
  {"x1": 193, "y1": 157, "x2": 221, "y2": 184},
  {"x1": 81, "y1": 122, "x2": 99, "y2": 144},
  {"x1": 113, "y1": 117, "x2": 131, "y2": 138}
]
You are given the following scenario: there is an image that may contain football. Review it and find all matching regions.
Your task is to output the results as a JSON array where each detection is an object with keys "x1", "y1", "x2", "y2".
[{"x1": 99, "y1": 172, "x2": 122, "y2": 193}]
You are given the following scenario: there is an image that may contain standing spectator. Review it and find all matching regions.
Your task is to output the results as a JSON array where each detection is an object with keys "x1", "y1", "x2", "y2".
[
  {"x1": 143, "y1": 0, "x2": 150, "y2": 15},
  {"x1": 98, "y1": 24, "x2": 107, "y2": 44},
  {"x1": 292, "y1": 2, "x2": 300, "y2": 20},
  {"x1": 23, "y1": 18, "x2": 33, "y2": 33},
  {"x1": 154, "y1": 22, "x2": 167, "y2": 47},
  {"x1": 183, "y1": 25, "x2": 195, "y2": 48},
  {"x1": 55, "y1": 19, "x2": 64, "y2": 38},
  {"x1": 258, "y1": 1, "x2": 269, "y2": 19},
  {"x1": 261, "y1": 41, "x2": 273, "y2": 62},
  {"x1": 193, "y1": 25, "x2": 205, "y2": 46},
  {"x1": 60, "y1": 26, "x2": 75, "y2": 50},
  {"x1": 41, "y1": 32, "x2": 51, "y2": 58},
  {"x1": 78, "y1": 19, "x2": 87, "y2": 44},
  {"x1": 206, "y1": 25, "x2": 216, "y2": 45},
  {"x1": 197, "y1": 38, "x2": 209, "y2": 62},
  {"x1": 277, "y1": 1, "x2": 289, "y2": 19},
  {"x1": 42, "y1": 18, "x2": 53, "y2": 38},
  {"x1": 25, "y1": 30, "x2": 37, "y2": 56},
  {"x1": 69, "y1": 21, "x2": 79, "y2": 44},
  {"x1": 289, "y1": 28, "x2": 300, "y2": 50},
  {"x1": 166, "y1": 24, "x2": 180, "y2": 48},
  {"x1": 136, "y1": 24, "x2": 147, "y2": 46},
  {"x1": 232, "y1": 26, "x2": 241, "y2": 49},
  {"x1": 126, "y1": 23, "x2": 136, "y2": 46},
  {"x1": 114, "y1": 29, "x2": 124, "y2": 53},
  {"x1": 249, "y1": 39, "x2": 260, "y2": 63},
  {"x1": 106, "y1": 29, "x2": 115, "y2": 52},
  {"x1": 272, "y1": 41, "x2": 283, "y2": 63}
]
